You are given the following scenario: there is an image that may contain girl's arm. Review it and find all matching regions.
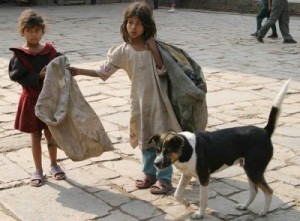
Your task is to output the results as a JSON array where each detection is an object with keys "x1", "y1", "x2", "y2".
[
  {"x1": 67, "y1": 67, "x2": 99, "y2": 77},
  {"x1": 68, "y1": 45, "x2": 122, "y2": 80},
  {"x1": 146, "y1": 38, "x2": 163, "y2": 69},
  {"x1": 67, "y1": 65, "x2": 113, "y2": 81},
  {"x1": 8, "y1": 57, "x2": 41, "y2": 87}
]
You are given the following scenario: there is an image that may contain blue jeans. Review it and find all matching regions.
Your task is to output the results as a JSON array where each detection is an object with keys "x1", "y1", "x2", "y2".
[{"x1": 142, "y1": 147, "x2": 173, "y2": 183}]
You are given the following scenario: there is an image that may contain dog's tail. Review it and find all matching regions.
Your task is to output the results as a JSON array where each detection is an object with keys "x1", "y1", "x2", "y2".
[{"x1": 264, "y1": 79, "x2": 291, "y2": 137}]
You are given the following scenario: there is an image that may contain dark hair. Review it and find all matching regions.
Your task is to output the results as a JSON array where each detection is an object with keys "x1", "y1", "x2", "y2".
[
  {"x1": 120, "y1": 2, "x2": 156, "y2": 43},
  {"x1": 18, "y1": 9, "x2": 46, "y2": 36}
]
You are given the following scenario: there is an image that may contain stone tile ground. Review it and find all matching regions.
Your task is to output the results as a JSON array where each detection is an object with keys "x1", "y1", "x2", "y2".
[{"x1": 0, "y1": 3, "x2": 299, "y2": 221}]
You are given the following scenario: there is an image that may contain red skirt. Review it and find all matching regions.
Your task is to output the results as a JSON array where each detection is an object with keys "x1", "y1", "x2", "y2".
[{"x1": 14, "y1": 87, "x2": 47, "y2": 133}]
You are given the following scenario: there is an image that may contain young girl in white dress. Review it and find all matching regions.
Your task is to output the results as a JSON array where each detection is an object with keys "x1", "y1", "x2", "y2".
[{"x1": 68, "y1": 1, "x2": 181, "y2": 194}]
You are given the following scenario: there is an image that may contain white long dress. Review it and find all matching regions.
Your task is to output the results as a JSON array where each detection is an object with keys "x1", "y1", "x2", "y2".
[{"x1": 96, "y1": 42, "x2": 181, "y2": 149}]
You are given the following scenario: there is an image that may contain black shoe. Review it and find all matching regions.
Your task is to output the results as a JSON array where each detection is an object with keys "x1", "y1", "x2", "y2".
[
  {"x1": 256, "y1": 36, "x2": 264, "y2": 43},
  {"x1": 283, "y1": 39, "x2": 297, "y2": 44},
  {"x1": 267, "y1": 34, "x2": 278, "y2": 39},
  {"x1": 250, "y1": 32, "x2": 257, "y2": 37}
]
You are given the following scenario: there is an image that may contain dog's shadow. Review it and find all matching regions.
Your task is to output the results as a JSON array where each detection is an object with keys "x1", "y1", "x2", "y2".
[
  {"x1": 179, "y1": 171, "x2": 298, "y2": 220},
  {"x1": 42, "y1": 163, "x2": 298, "y2": 221}
]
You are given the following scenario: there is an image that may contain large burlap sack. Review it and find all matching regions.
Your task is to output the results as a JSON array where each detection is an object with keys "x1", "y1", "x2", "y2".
[
  {"x1": 157, "y1": 40, "x2": 208, "y2": 132},
  {"x1": 35, "y1": 56, "x2": 114, "y2": 161}
]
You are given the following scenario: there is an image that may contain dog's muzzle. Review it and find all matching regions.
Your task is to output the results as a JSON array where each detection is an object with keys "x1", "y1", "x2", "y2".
[{"x1": 154, "y1": 154, "x2": 168, "y2": 170}]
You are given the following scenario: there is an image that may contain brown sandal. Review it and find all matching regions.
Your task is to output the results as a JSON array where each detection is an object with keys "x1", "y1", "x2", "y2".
[
  {"x1": 150, "y1": 179, "x2": 173, "y2": 194},
  {"x1": 135, "y1": 174, "x2": 157, "y2": 189}
]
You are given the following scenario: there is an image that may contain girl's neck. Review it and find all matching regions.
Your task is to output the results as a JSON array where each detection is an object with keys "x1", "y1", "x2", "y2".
[
  {"x1": 130, "y1": 38, "x2": 146, "y2": 51},
  {"x1": 23, "y1": 42, "x2": 44, "y2": 53}
]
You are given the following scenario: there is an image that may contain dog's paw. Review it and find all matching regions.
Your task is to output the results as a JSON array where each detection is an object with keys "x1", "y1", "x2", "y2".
[
  {"x1": 175, "y1": 196, "x2": 190, "y2": 207},
  {"x1": 191, "y1": 211, "x2": 204, "y2": 219},
  {"x1": 258, "y1": 209, "x2": 268, "y2": 217},
  {"x1": 235, "y1": 203, "x2": 247, "y2": 210}
]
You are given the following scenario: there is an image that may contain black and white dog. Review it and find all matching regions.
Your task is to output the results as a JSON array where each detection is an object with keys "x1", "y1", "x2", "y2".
[{"x1": 149, "y1": 80, "x2": 290, "y2": 219}]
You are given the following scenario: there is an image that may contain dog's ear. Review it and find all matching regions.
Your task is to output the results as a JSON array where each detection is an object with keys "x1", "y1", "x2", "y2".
[
  {"x1": 148, "y1": 134, "x2": 160, "y2": 145},
  {"x1": 171, "y1": 135, "x2": 184, "y2": 147}
]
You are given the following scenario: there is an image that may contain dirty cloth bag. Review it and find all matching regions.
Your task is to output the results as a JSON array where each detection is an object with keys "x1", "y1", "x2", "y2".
[
  {"x1": 35, "y1": 56, "x2": 114, "y2": 161},
  {"x1": 157, "y1": 40, "x2": 208, "y2": 132}
]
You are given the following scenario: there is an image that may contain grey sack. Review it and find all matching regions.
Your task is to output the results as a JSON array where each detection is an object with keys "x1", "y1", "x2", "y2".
[{"x1": 35, "y1": 56, "x2": 114, "y2": 161}]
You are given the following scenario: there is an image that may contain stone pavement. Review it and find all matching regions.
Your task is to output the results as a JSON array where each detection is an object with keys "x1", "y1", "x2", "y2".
[{"x1": 0, "y1": 3, "x2": 299, "y2": 221}]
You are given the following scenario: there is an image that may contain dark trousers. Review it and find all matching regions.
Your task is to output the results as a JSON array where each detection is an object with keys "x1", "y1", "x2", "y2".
[
  {"x1": 153, "y1": 0, "x2": 158, "y2": 9},
  {"x1": 258, "y1": 0, "x2": 293, "y2": 40},
  {"x1": 257, "y1": 6, "x2": 277, "y2": 35}
]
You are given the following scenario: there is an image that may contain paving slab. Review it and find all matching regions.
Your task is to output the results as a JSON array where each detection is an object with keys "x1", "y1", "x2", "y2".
[{"x1": 0, "y1": 183, "x2": 112, "y2": 221}]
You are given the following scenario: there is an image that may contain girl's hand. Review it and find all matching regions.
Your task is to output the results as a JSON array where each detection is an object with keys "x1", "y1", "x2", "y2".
[
  {"x1": 39, "y1": 66, "x2": 46, "y2": 79},
  {"x1": 67, "y1": 67, "x2": 80, "y2": 76}
]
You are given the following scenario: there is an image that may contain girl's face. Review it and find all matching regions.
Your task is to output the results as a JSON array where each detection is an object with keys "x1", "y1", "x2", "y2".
[
  {"x1": 23, "y1": 26, "x2": 44, "y2": 45},
  {"x1": 126, "y1": 16, "x2": 144, "y2": 41}
]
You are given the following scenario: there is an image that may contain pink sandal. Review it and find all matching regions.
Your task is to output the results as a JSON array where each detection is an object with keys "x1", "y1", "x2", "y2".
[
  {"x1": 135, "y1": 174, "x2": 157, "y2": 189},
  {"x1": 150, "y1": 179, "x2": 173, "y2": 194},
  {"x1": 30, "y1": 170, "x2": 46, "y2": 187},
  {"x1": 49, "y1": 165, "x2": 66, "y2": 180}
]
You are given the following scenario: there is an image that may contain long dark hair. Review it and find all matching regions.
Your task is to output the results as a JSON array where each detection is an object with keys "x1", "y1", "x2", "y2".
[{"x1": 120, "y1": 1, "x2": 156, "y2": 43}]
